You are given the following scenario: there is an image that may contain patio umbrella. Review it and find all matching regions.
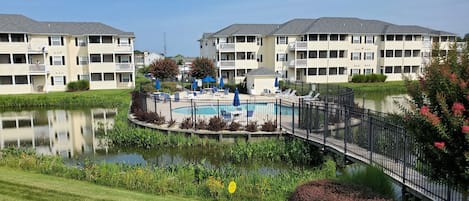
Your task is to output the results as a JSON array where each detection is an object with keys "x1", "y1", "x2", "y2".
[
  {"x1": 274, "y1": 77, "x2": 279, "y2": 88},
  {"x1": 202, "y1": 75, "x2": 216, "y2": 88},
  {"x1": 233, "y1": 88, "x2": 240, "y2": 107},
  {"x1": 155, "y1": 79, "x2": 161, "y2": 90},
  {"x1": 219, "y1": 77, "x2": 224, "y2": 88},
  {"x1": 191, "y1": 79, "x2": 197, "y2": 90}
]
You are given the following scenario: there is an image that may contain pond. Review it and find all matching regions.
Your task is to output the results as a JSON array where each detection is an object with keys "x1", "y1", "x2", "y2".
[{"x1": 355, "y1": 92, "x2": 408, "y2": 113}]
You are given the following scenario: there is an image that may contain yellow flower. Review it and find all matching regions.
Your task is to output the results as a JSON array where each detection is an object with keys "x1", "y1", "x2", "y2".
[{"x1": 228, "y1": 181, "x2": 236, "y2": 194}]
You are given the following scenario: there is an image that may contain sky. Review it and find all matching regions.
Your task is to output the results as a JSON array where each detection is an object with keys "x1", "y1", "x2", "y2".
[{"x1": 1, "y1": 0, "x2": 468, "y2": 57}]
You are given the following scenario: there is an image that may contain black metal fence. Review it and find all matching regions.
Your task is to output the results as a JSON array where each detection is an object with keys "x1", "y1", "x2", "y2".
[{"x1": 133, "y1": 83, "x2": 465, "y2": 201}]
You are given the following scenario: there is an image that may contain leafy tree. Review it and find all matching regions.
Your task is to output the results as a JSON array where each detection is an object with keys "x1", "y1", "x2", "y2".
[
  {"x1": 403, "y1": 42, "x2": 469, "y2": 192},
  {"x1": 149, "y1": 58, "x2": 178, "y2": 79},
  {"x1": 174, "y1": 54, "x2": 184, "y2": 65},
  {"x1": 190, "y1": 57, "x2": 216, "y2": 79}
]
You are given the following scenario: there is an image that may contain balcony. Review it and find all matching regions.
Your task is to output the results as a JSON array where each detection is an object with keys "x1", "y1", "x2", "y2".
[
  {"x1": 288, "y1": 59, "x2": 307, "y2": 68},
  {"x1": 115, "y1": 63, "x2": 133, "y2": 71},
  {"x1": 29, "y1": 64, "x2": 47, "y2": 74},
  {"x1": 217, "y1": 43, "x2": 235, "y2": 52},
  {"x1": 114, "y1": 45, "x2": 132, "y2": 53},
  {"x1": 288, "y1": 41, "x2": 308, "y2": 51},
  {"x1": 218, "y1": 60, "x2": 235, "y2": 69}
]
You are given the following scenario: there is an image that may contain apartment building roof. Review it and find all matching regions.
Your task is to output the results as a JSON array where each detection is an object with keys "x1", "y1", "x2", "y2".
[
  {"x1": 204, "y1": 17, "x2": 455, "y2": 38},
  {"x1": 0, "y1": 14, "x2": 134, "y2": 36},
  {"x1": 212, "y1": 24, "x2": 279, "y2": 37}
]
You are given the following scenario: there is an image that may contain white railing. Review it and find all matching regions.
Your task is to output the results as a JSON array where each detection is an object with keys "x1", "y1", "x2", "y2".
[
  {"x1": 115, "y1": 63, "x2": 133, "y2": 71},
  {"x1": 288, "y1": 41, "x2": 307, "y2": 51},
  {"x1": 288, "y1": 59, "x2": 307, "y2": 68},
  {"x1": 217, "y1": 43, "x2": 235, "y2": 52},
  {"x1": 29, "y1": 64, "x2": 46, "y2": 73},
  {"x1": 219, "y1": 60, "x2": 235, "y2": 69}
]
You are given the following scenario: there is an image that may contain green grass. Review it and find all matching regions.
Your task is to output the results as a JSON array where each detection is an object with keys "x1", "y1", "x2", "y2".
[
  {"x1": 0, "y1": 167, "x2": 199, "y2": 201},
  {"x1": 337, "y1": 81, "x2": 408, "y2": 94}
]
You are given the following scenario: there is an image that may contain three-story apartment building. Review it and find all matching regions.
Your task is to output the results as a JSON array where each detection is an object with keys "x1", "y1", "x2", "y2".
[
  {"x1": 0, "y1": 14, "x2": 135, "y2": 94},
  {"x1": 200, "y1": 17, "x2": 456, "y2": 84}
]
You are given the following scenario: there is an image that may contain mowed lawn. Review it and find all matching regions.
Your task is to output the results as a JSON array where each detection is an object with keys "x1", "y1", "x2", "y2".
[{"x1": 0, "y1": 167, "x2": 199, "y2": 201}]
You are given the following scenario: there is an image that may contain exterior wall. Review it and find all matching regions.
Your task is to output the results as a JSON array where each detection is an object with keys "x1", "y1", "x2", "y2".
[{"x1": 246, "y1": 75, "x2": 275, "y2": 95}]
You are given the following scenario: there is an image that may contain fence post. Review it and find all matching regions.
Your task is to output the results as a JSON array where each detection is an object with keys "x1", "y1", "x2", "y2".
[
  {"x1": 153, "y1": 94, "x2": 157, "y2": 113},
  {"x1": 306, "y1": 102, "x2": 310, "y2": 140},
  {"x1": 217, "y1": 99, "x2": 220, "y2": 119},
  {"x1": 403, "y1": 129, "x2": 407, "y2": 185},
  {"x1": 368, "y1": 109, "x2": 373, "y2": 163},
  {"x1": 344, "y1": 105, "x2": 349, "y2": 162},
  {"x1": 324, "y1": 100, "x2": 328, "y2": 148},
  {"x1": 298, "y1": 98, "x2": 302, "y2": 128},
  {"x1": 194, "y1": 102, "x2": 197, "y2": 130},
  {"x1": 169, "y1": 96, "x2": 173, "y2": 121},
  {"x1": 279, "y1": 99, "x2": 282, "y2": 130},
  {"x1": 292, "y1": 102, "x2": 295, "y2": 134},
  {"x1": 246, "y1": 99, "x2": 249, "y2": 124},
  {"x1": 275, "y1": 99, "x2": 278, "y2": 129}
]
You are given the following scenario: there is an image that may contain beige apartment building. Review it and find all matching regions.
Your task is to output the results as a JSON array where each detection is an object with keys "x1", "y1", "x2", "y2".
[
  {"x1": 0, "y1": 14, "x2": 135, "y2": 94},
  {"x1": 200, "y1": 17, "x2": 456, "y2": 84}
]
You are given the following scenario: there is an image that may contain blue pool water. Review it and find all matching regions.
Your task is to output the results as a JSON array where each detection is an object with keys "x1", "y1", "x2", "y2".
[{"x1": 172, "y1": 103, "x2": 295, "y2": 115}]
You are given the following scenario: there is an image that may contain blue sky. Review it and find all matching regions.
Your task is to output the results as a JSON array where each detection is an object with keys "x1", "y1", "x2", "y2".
[{"x1": 1, "y1": 0, "x2": 468, "y2": 56}]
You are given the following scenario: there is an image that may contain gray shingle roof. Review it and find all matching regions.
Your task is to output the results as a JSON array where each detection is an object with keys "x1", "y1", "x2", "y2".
[
  {"x1": 0, "y1": 14, "x2": 134, "y2": 36},
  {"x1": 212, "y1": 24, "x2": 279, "y2": 37},
  {"x1": 246, "y1": 67, "x2": 276, "y2": 76}
]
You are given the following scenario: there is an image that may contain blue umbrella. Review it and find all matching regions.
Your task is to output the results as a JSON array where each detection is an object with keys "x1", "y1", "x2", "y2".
[
  {"x1": 219, "y1": 77, "x2": 224, "y2": 88},
  {"x1": 155, "y1": 79, "x2": 161, "y2": 90},
  {"x1": 233, "y1": 88, "x2": 240, "y2": 107},
  {"x1": 191, "y1": 79, "x2": 197, "y2": 90},
  {"x1": 202, "y1": 75, "x2": 216, "y2": 83},
  {"x1": 274, "y1": 77, "x2": 279, "y2": 87}
]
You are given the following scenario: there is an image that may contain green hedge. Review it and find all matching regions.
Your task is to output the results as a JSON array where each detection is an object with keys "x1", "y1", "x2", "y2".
[
  {"x1": 351, "y1": 74, "x2": 387, "y2": 83},
  {"x1": 66, "y1": 80, "x2": 90, "y2": 91}
]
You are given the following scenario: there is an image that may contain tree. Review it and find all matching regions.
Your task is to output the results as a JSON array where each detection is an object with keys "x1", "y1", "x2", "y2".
[
  {"x1": 403, "y1": 43, "x2": 469, "y2": 192},
  {"x1": 174, "y1": 54, "x2": 184, "y2": 65},
  {"x1": 190, "y1": 57, "x2": 216, "y2": 79},
  {"x1": 149, "y1": 58, "x2": 178, "y2": 79}
]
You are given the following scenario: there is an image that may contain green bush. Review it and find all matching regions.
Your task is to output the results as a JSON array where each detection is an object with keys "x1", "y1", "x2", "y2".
[
  {"x1": 338, "y1": 165, "x2": 395, "y2": 200},
  {"x1": 351, "y1": 74, "x2": 387, "y2": 83},
  {"x1": 66, "y1": 80, "x2": 89, "y2": 91}
]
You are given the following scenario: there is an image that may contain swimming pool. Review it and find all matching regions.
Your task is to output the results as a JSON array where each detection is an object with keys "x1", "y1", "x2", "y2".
[{"x1": 172, "y1": 103, "x2": 295, "y2": 115}]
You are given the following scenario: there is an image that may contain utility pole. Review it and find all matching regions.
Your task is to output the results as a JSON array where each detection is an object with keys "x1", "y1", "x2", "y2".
[{"x1": 163, "y1": 32, "x2": 167, "y2": 56}]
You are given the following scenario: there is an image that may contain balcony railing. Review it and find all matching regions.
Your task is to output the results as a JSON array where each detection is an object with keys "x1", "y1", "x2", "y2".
[
  {"x1": 217, "y1": 43, "x2": 235, "y2": 52},
  {"x1": 29, "y1": 64, "x2": 47, "y2": 73},
  {"x1": 288, "y1": 41, "x2": 308, "y2": 51},
  {"x1": 115, "y1": 63, "x2": 133, "y2": 71},
  {"x1": 218, "y1": 60, "x2": 235, "y2": 69},
  {"x1": 288, "y1": 59, "x2": 307, "y2": 68}
]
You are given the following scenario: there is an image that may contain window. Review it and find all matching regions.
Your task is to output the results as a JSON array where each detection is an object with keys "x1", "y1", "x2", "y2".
[
  {"x1": 364, "y1": 69, "x2": 373, "y2": 75},
  {"x1": 394, "y1": 66, "x2": 402, "y2": 73},
  {"x1": 11, "y1": 34, "x2": 25, "y2": 42},
  {"x1": 237, "y1": 69, "x2": 246, "y2": 76},
  {"x1": 351, "y1": 52, "x2": 361, "y2": 60},
  {"x1": 365, "y1": 36, "x2": 374, "y2": 44},
  {"x1": 380, "y1": 50, "x2": 385, "y2": 58},
  {"x1": 91, "y1": 73, "x2": 102, "y2": 81},
  {"x1": 339, "y1": 67, "x2": 346, "y2": 75},
  {"x1": 78, "y1": 74, "x2": 89, "y2": 80},
  {"x1": 247, "y1": 36, "x2": 255, "y2": 42},
  {"x1": 395, "y1": 35, "x2": 403, "y2": 41},
  {"x1": 0, "y1": 76, "x2": 13, "y2": 85},
  {"x1": 386, "y1": 35, "x2": 394, "y2": 41},
  {"x1": 277, "y1": 36, "x2": 288, "y2": 44},
  {"x1": 104, "y1": 73, "x2": 114, "y2": 81},
  {"x1": 15, "y1": 75, "x2": 28, "y2": 84},
  {"x1": 411, "y1": 66, "x2": 419, "y2": 73},
  {"x1": 319, "y1": 34, "x2": 328, "y2": 41},
  {"x1": 257, "y1": 54, "x2": 263, "y2": 62},
  {"x1": 0, "y1": 34, "x2": 8, "y2": 42},
  {"x1": 395, "y1": 50, "x2": 402, "y2": 57},
  {"x1": 412, "y1": 50, "x2": 420, "y2": 57},
  {"x1": 308, "y1": 51, "x2": 317, "y2": 58},
  {"x1": 385, "y1": 66, "x2": 393, "y2": 73},
  {"x1": 52, "y1": 76, "x2": 66, "y2": 86},
  {"x1": 236, "y1": 52, "x2": 246, "y2": 60},
  {"x1": 404, "y1": 66, "x2": 411, "y2": 73},
  {"x1": 308, "y1": 34, "x2": 318, "y2": 41},
  {"x1": 405, "y1": 35, "x2": 413, "y2": 41},
  {"x1": 76, "y1": 37, "x2": 87, "y2": 46},
  {"x1": 78, "y1": 56, "x2": 88, "y2": 65},
  {"x1": 256, "y1": 37, "x2": 263, "y2": 45},
  {"x1": 247, "y1": 52, "x2": 255, "y2": 60},
  {"x1": 339, "y1": 34, "x2": 347, "y2": 41},
  {"x1": 386, "y1": 50, "x2": 393, "y2": 57},
  {"x1": 52, "y1": 56, "x2": 64, "y2": 65},
  {"x1": 308, "y1": 68, "x2": 317, "y2": 75},
  {"x1": 90, "y1": 54, "x2": 101, "y2": 63},
  {"x1": 318, "y1": 68, "x2": 327, "y2": 75},
  {"x1": 277, "y1": 53, "x2": 287, "y2": 61},
  {"x1": 89, "y1": 36, "x2": 100, "y2": 43},
  {"x1": 339, "y1": 50, "x2": 345, "y2": 58},
  {"x1": 329, "y1": 67, "x2": 337, "y2": 75},
  {"x1": 329, "y1": 34, "x2": 338, "y2": 41},
  {"x1": 351, "y1": 69, "x2": 360, "y2": 75},
  {"x1": 121, "y1": 74, "x2": 131, "y2": 82},
  {"x1": 117, "y1": 55, "x2": 131, "y2": 63},
  {"x1": 50, "y1": 36, "x2": 62, "y2": 46},
  {"x1": 102, "y1": 36, "x2": 113, "y2": 43},
  {"x1": 352, "y1": 35, "x2": 361, "y2": 43},
  {"x1": 103, "y1": 54, "x2": 114, "y2": 62},
  {"x1": 319, "y1": 51, "x2": 327, "y2": 58},
  {"x1": 118, "y1": 37, "x2": 129, "y2": 45},
  {"x1": 0, "y1": 54, "x2": 10, "y2": 63},
  {"x1": 404, "y1": 50, "x2": 412, "y2": 57},
  {"x1": 13, "y1": 54, "x2": 26, "y2": 63},
  {"x1": 364, "y1": 52, "x2": 374, "y2": 60},
  {"x1": 329, "y1": 50, "x2": 338, "y2": 58}
]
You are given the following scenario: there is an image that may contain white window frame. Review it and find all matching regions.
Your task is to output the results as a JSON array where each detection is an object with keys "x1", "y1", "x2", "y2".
[
  {"x1": 122, "y1": 74, "x2": 131, "y2": 82},
  {"x1": 278, "y1": 53, "x2": 287, "y2": 61},
  {"x1": 351, "y1": 69, "x2": 360, "y2": 75},
  {"x1": 364, "y1": 52, "x2": 374, "y2": 60},
  {"x1": 118, "y1": 55, "x2": 130, "y2": 63},
  {"x1": 54, "y1": 76, "x2": 65, "y2": 86},
  {"x1": 51, "y1": 36, "x2": 62, "y2": 46},
  {"x1": 77, "y1": 37, "x2": 87, "y2": 46},
  {"x1": 119, "y1": 37, "x2": 129, "y2": 46},
  {"x1": 364, "y1": 69, "x2": 373, "y2": 75},
  {"x1": 278, "y1": 36, "x2": 287, "y2": 44},
  {"x1": 53, "y1": 56, "x2": 63, "y2": 65},
  {"x1": 352, "y1": 35, "x2": 361, "y2": 44},
  {"x1": 365, "y1": 36, "x2": 374, "y2": 44},
  {"x1": 352, "y1": 52, "x2": 361, "y2": 60},
  {"x1": 79, "y1": 56, "x2": 89, "y2": 65}
]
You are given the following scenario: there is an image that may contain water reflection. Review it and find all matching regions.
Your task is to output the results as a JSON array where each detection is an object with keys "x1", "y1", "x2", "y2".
[
  {"x1": 0, "y1": 109, "x2": 116, "y2": 158},
  {"x1": 355, "y1": 93, "x2": 408, "y2": 113}
]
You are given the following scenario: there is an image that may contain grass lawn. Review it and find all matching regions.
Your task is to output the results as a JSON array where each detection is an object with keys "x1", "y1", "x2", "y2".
[
  {"x1": 337, "y1": 81, "x2": 409, "y2": 94},
  {"x1": 0, "y1": 167, "x2": 199, "y2": 201}
]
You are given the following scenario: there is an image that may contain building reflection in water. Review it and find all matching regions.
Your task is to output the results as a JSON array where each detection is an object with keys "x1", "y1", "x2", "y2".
[{"x1": 0, "y1": 109, "x2": 116, "y2": 158}]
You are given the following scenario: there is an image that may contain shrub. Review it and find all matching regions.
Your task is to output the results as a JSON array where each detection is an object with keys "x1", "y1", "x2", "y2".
[
  {"x1": 207, "y1": 116, "x2": 226, "y2": 131},
  {"x1": 179, "y1": 118, "x2": 193, "y2": 129},
  {"x1": 160, "y1": 82, "x2": 178, "y2": 93},
  {"x1": 245, "y1": 121, "x2": 258, "y2": 132},
  {"x1": 261, "y1": 120, "x2": 277, "y2": 132},
  {"x1": 195, "y1": 118, "x2": 207, "y2": 130},
  {"x1": 66, "y1": 80, "x2": 89, "y2": 91},
  {"x1": 228, "y1": 121, "x2": 241, "y2": 131},
  {"x1": 351, "y1": 74, "x2": 387, "y2": 83}
]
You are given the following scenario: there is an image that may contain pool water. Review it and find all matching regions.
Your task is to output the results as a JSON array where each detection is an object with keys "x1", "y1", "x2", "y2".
[{"x1": 172, "y1": 103, "x2": 295, "y2": 115}]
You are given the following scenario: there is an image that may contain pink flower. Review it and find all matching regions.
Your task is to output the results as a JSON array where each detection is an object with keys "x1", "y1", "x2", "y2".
[
  {"x1": 420, "y1": 106, "x2": 430, "y2": 115},
  {"x1": 449, "y1": 73, "x2": 458, "y2": 84},
  {"x1": 459, "y1": 81, "x2": 467, "y2": 89},
  {"x1": 434, "y1": 141, "x2": 445, "y2": 149},
  {"x1": 452, "y1": 102, "x2": 466, "y2": 116},
  {"x1": 462, "y1": 125, "x2": 469, "y2": 134},
  {"x1": 420, "y1": 106, "x2": 440, "y2": 126}
]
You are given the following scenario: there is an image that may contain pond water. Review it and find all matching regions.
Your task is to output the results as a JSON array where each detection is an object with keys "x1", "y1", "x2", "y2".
[{"x1": 354, "y1": 93, "x2": 408, "y2": 113}]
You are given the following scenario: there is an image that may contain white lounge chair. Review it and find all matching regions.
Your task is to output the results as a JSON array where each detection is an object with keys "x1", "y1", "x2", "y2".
[
  {"x1": 299, "y1": 91, "x2": 313, "y2": 99},
  {"x1": 304, "y1": 93, "x2": 320, "y2": 101}
]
